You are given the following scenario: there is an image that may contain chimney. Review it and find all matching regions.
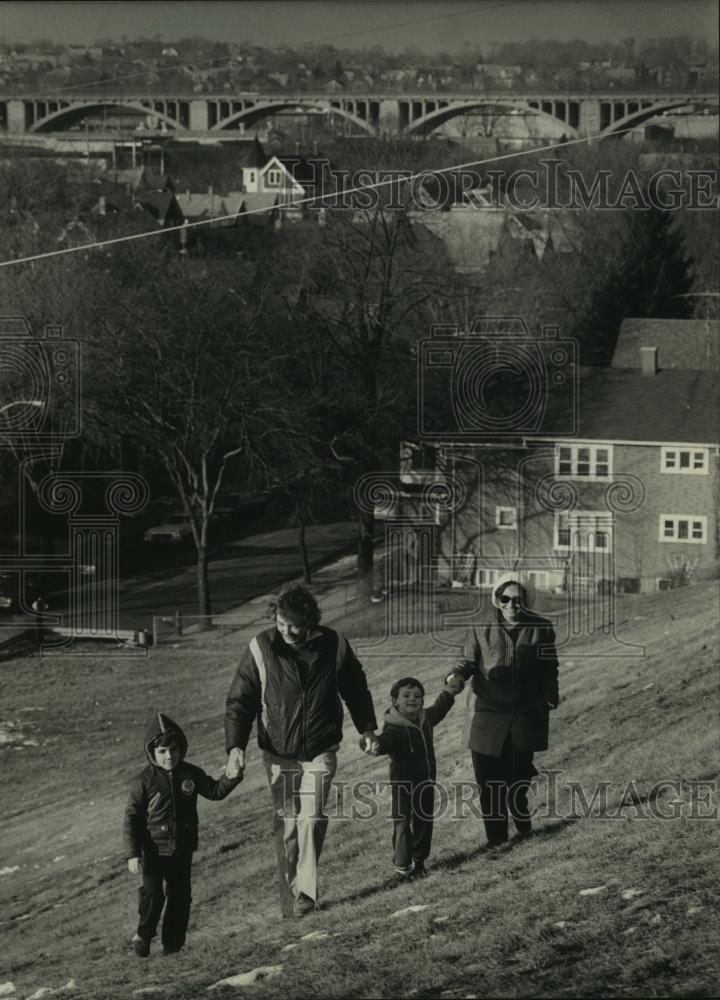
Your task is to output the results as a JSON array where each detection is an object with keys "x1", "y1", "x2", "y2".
[
  {"x1": 313, "y1": 140, "x2": 319, "y2": 156},
  {"x1": 640, "y1": 345, "x2": 658, "y2": 376}
]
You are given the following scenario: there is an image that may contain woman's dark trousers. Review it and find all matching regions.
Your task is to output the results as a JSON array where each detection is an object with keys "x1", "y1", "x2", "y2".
[{"x1": 471, "y1": 733, "x2": 534, "y2": 846}]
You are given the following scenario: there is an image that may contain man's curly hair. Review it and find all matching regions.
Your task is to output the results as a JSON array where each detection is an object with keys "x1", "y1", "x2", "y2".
[{"x1": 266, "y1": 584, "x2": 321, "y2": 628}]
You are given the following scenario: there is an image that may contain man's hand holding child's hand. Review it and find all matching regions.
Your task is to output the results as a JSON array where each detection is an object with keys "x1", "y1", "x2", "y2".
[
  {"x1": 128, "y1": 857, "x2": 142, "y2": 875},
  {"x1": 359, "y1": 731, "x2": 380, "y2": 755},
  {"x1": 225, "y1": 747, "x2": 245, "y2": 780}
]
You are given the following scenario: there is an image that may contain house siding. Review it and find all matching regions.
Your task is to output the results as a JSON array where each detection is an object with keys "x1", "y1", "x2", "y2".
[{"x1": 435, "y1": 441, "x2": 719, "y2": 595}]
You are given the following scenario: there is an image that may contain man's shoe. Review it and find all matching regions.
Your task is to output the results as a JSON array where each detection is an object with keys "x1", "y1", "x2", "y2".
[
  {"x1": 392, "y1": 866, "x2": 413, "y2": 883},
  {"x1": 132, "y1": 934, "x2": 150, "y2": 958},
  {"x1": 163, "y1": 944, "x2": 184, "y2": 955},
  {"x1": 411, "y1": 860, "x2": 427, "y2": 879},
  {"x1": 293, "y1": 893, "x2": 316, "y2": 917}
]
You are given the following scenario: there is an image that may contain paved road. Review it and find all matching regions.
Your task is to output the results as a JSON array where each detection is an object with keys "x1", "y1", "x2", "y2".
[{"x1": 37, "y1": 521, "x2": 358, "y2": 633}]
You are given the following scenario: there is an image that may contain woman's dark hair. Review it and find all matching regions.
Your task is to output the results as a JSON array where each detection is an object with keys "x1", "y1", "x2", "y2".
[
  {"x1": 390, "y1": 677, "x2": 425, "y2": 700},
  {"x1": 266, "y1": 584, "x2": 321, "y2": 628}
]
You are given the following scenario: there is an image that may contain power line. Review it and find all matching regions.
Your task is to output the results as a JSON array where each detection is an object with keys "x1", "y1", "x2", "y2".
[{"x1": 0, "y1": 126, "x2": 650, "y2": 271}]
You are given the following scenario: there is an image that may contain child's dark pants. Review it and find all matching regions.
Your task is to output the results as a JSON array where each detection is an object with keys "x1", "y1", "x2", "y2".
[
  {"x1": 137, "y1": 851, "x2": 193, "y2": 950},
  {"x1": 471, "y1": 733, "x2": 534, "y2": 846},
  {"x1": 391, "y1": 781, "x2": 436, "y2": 870}
]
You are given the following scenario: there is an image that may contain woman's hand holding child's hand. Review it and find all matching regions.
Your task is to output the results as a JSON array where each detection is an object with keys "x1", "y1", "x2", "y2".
[{"x1": 128, "y1": 857, "x2": 142, "y2": 875}]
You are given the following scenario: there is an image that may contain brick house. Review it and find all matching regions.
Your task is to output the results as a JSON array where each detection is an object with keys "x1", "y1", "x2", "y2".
[{"x1": 391, "y1": 319, "x2": 719, "y2": 595}]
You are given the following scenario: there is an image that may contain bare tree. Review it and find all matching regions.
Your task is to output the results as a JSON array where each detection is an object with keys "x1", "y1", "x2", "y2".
[{"x1": 86, "y1": 246, "x2": 306, "y2": 619}]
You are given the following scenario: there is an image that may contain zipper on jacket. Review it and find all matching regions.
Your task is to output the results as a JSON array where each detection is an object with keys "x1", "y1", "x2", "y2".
[{"x1": 167, "y1": 768, "x2": 177, "y2": 854}]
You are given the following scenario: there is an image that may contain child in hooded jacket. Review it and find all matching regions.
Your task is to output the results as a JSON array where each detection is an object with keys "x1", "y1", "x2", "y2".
[
  {"x1": 363, "y1": 676, "x2": 459, "y2": 879},
  {"x1": 123, "y1": 712, "x2": 242, "y2": 957}
]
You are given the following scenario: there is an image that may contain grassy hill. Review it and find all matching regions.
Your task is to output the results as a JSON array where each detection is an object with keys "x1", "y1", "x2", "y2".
[{"x1": 1, "y1": 580, "x2": 718, "y2": 999}]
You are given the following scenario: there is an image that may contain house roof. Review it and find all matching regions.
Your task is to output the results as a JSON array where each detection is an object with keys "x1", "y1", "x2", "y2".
[
  {"x1": 138, "y1": 191, "x2": 180, "y2": 225},
  {"x1": 233, "y1": 191, "x2": 279, "y2": 216},
  {"x1": 235, "y1": 137, "x2": 266, "y2": 168},
  {"x1": 175, "y1": 191, "x2": 226, "y2": 220},
  {"x1": 613, "y1": 318, "x2": 720, "y2": 372},
  {"x1": 409, "y1": 207, "x2": 506, "y2": 274},
  {"x1": 542, "y1": 365, "x2": 720, "y2": 445}
]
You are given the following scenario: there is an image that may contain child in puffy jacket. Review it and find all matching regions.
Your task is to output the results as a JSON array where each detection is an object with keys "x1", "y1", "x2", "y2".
[
  {"x1": 123, "y1": 712, "x2": 242, "y2": 957},
  {"x1": 362, "y1": 676, "x2": 459, "y2": 880}
]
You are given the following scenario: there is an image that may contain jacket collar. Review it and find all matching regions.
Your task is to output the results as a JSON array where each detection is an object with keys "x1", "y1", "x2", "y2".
[
  {"x1": 384, "y1": 705, "x2": 426, "y2": 730},
  {"x1": 270, "y1": 625, "x2": 323, "y2": 653}
]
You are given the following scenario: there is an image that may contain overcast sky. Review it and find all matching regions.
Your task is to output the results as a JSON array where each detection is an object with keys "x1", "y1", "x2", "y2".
[{"x1": 1, "y1": 1, "x2": 717, "y2": 52}]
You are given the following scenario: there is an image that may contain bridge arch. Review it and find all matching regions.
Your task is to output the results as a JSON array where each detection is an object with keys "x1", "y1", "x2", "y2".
[
  {"x1": 31, "y1": 100, "x2": 186, "y2": 134},
  {"x1": 213, "y1": 99, "x2": 376, "y2": 136},
  {"x1": 598, "y1": 98, "x2": 717, "y2": 139},
  {"x1": 405, "y1": 99, "x2": 579, "y2": 139}
]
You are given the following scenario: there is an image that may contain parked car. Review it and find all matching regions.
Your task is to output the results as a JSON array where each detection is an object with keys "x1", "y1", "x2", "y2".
[{"x1": 143, "y1": 513, "x2": 193, "y2": 543}]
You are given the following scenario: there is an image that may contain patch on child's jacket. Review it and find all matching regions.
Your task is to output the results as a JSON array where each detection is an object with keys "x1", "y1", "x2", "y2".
[{"x1": 181, "y1": 778, "x2": 195, "y2": 796}]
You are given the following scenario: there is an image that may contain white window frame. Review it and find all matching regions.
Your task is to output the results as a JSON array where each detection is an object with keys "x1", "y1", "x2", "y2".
[
  {"x1": 555, "y1": 443, "x2": 613, "y2": 480},
  {"x1": 495, "y1": 506, "x2": 517, "y2": 530},
  {"x1": 527, "y1": 570, "x2": 549, "y2": 590},
  {"x1": 474, "y1": 568, "x2": 502, "y2": 589},
  {"x1": 266, "y1": 169, "x2": 283, "y2": 186},
  {"x1": 658, "y1": 514, "x2": 707, "y2": 544},
  {"x1": 660, "y1": 447, "x2": 709, "y2": 475},
  {"x1": 554, "y1": 510, "x2": 613, "y2": 552}
]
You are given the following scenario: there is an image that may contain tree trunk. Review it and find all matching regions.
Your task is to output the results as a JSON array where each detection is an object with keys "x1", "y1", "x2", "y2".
[
  {"x1": 197, "y1": 540, "x2": 211, "y2": 627},
  {"x1": 357, "y1": 507, "x2": 375, "y2": 598},
  {"x1": 298, "y1": 516, "x2": 312, "y2": 584}
]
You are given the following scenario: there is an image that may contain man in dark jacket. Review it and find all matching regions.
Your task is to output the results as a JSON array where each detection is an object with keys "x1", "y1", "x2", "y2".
[
  {"x1": 365, "y1": 676, "x2": 456, "y2": 880},
  {"x1": 225, "y1": 584, "x2": 378, "y2": 917},
  {"x1": 445, "y1": 573, "x2": 559, "y2": 848},
  {"x1": 124, "y1": 712, "x2": 242, "y2": 957}
]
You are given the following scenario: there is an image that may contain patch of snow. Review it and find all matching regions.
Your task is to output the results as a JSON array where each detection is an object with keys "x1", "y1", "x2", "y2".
[
  {"x1": 300, "y1": 930, "x2": 330, "y2": 941},
  {"x1": 390, "y1": 904, "x2": 430, "y2": 918},
  {"x1": 0, "y1": 866, "x2": 20, "y2": 877},
  {"x1": 642, "y1": 683, "x2": 655, "y2": 690},
  {"x1": 27, "y1": 989, "x2": 54, "y2": 1000},
  {"x1": 433, "y1": 916, "x2": 449, "y2": 925},
  {"x1": 579, "y1": 886, "x2": 607, "y2": 896},
  {"x1": 553, "y1": 921, "x2": 567, "y2": 929},
  {"x1": 687, "y1": 906, "x2": 703, "y2": 915},
  {"x1": 649, "y1": 913, "x2": 662, "y2": 925},
  {"x1": 621, "y1": 889, "x2": 643, "y2": 900},
  {"x1": 280, "y1": 943, "x2": 298, "y2": 952},
  {"x1": 623, "y1": 926, "x2": 638, "y2": 935},
  {"x1": 207, "y1": 966, "x2": 284, "y2": 990},
  {"x1": 0, "y1": 984, "x2": 15, "y2": 997},
  {"x1": 53, "y1": 856, "x2": 66, "y2": 864}
]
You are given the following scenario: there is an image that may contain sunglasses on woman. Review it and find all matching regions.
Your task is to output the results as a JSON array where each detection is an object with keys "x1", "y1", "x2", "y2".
[{"x1": 498, "y1": 594, "x2": 522, "y2": 606}]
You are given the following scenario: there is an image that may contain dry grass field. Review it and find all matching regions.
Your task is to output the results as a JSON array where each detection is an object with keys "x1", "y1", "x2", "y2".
[{"x1": 1, "y1": 580, "x2": 718, "y2": 999}]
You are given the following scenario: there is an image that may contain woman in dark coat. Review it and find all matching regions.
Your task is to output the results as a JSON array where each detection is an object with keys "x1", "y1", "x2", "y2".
[{"x1": 446, "y1": 572, "x2": 559, "y2": 847}]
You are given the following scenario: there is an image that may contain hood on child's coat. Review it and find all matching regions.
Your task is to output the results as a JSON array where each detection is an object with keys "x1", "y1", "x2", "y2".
[
  {"x1": 384, "y1": 704, "x2": 426, "y2": 729},
  {"x1": 143, "y1": 712, "x2": 188, "y2": 764}
]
